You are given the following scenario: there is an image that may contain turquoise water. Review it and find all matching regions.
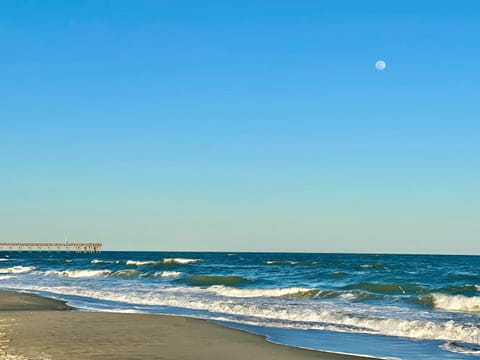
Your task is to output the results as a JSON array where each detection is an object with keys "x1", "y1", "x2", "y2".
[{"x1": 1, "y1": 252, "x2": 479, "y2": 359}]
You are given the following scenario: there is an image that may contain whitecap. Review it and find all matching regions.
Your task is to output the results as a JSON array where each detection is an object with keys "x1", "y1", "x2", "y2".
[
  {"x1": 153, "y1": 271, "x2": 183, "y2": 278},
  {"x1": 208, "y1": 286, "x2": 315, "y2": 298},
  {"x1": 0, "y1": 266, "x2": 36, "y2": 274},
  {"x1": 0, "y1": 275, "x2": 16, "y2": 280},
  {"x1": 45, "y1": 269, "x2": 112, "y2": 278},
  {"x1": 126, "y1": 260, "x2": 160, "y2": 266},
  {"x1": 162, "y1": 258, "x2": 200, "y2": 264},
  {"x1": 432, "y1": 293, "x2": 480, "y2": 313},
  {"x1": 91, "y1": 259, "x2": 109, "y2": 264}
]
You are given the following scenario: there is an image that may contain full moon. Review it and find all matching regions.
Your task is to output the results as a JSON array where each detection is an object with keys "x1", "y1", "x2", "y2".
[{"x1": 375, "y1": 60, "x2": 386, "y2": 71}]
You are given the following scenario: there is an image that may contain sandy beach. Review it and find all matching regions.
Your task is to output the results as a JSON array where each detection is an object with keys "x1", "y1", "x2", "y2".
[{"x1": 0, "y1": 290, "x2": 374, "y2": 360}]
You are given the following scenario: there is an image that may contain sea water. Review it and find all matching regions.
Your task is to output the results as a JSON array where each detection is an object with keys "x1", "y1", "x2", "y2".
[{"x1": 1, "y1": 252, "x2": 479, "y2": 359}]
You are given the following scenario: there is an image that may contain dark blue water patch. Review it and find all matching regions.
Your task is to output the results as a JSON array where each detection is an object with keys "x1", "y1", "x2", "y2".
[
  {"x1": 178, "y1": 275, "x2": 254, "y2": 286},
  {"x1": 342, "y1": 282, "x2": 430, "y2": 296}
]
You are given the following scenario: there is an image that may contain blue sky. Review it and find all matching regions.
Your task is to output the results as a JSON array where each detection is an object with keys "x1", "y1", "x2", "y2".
[{"x1": 0, "y1": 1, "x2": 479, "y2": 252}]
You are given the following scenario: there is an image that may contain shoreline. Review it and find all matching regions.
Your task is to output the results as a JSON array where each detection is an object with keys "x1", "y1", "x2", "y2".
[{"x1": 0, "y1": 290, "x2": 378, "y2": 360}]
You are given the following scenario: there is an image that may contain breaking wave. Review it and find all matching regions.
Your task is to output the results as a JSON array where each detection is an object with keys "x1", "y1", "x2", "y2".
[
  {"x1": 208, "y1": 286, "x2": 317, "y2": 298},
  {"x1": 45, "y1": 269, "x2": 112, "y2": 278},
  {"x1": 125, "y1": 258, "x2": 199, "y2": 266},
  {"x1": 162, "y1": 258, "x2": 200, "y2": 264},
  {"x1": 111, "y1": 270, "x2": 140, "y2": 279},
  {"x1": 154, "y1": 271, "x2": 183, "y2": 278},
  {"x1": 430, "y1": 293, "x2": 480, "y2": 313},
  {"x1": 126, "y1": 260, "x2": 161, "y2": 266},
  {"x1": 0, "y1": 275, "x2": 16, "y2": 280},
  {"x1": 0, "y1": 266, "x2": 35, "y2": 274}
]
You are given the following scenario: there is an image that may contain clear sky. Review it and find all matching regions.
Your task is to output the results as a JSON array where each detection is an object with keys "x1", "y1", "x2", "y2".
[{"x1": 0, "y1": 1, "x2": 479, "y2": 253}]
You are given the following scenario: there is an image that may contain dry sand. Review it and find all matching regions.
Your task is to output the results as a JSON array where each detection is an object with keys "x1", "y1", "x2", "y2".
[{"x1": 0, "y1": 290, "x2": 374, "y2": 360}]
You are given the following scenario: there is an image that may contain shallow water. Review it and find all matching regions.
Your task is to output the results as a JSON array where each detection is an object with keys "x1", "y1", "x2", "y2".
[{"x1": 1, "y1": 252, "x2": 479, "y2": 359}]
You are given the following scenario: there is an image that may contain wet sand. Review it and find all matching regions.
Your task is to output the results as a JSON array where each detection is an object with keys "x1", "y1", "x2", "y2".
[{"x1": 0, "y1": 290, "x2": 374, "y2": 360}]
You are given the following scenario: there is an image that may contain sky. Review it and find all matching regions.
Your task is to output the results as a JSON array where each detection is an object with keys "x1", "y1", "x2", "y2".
[{"x1": 0, "y1": 1, "x2": 479, "y2": 253}]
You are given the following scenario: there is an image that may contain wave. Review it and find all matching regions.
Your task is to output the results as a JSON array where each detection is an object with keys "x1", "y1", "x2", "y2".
[
  {"x1": 126, "y1": 260, "x2": 161, "y2": 266},
  {"x1": 162, "y1": 258, "x2": 200, "y2": 264},
  {"x1": 126, "y1": 258, "x2": 199, "y2": 266},
  {"x1": 45, "y1": 269, "x2": 112, "y2": 278},
  {"x1": 182, "y1": 275, "x2": 250, "y2": 286},
  {"x1": 0, "y1": 266, "x2": 35, "y2": 274},
  {"x1": 209, "y1": 286, "x2": 377, "y2": 301},
  {"x1": 153, "y1": 271, "x2": 183, "y2": 278},
  {"x1": 430, "y1": 293, "x2": 480, "y2": 313},
  {"x1": 111, "y1": 270, "x2": 140, "y2": 279},
  {"x1": 45, "y1": 269, "x2": 145, "y2": 279},
  {"x1": 440, "y1": 285, "x2": 480, "y2": 295},
  {"x1": 343, "y1": 282, "x2": 425, "y2": 295},
  {"x1": 208, "y1": 286, "x2": 318, "y2": 298},
  {"x1": 0, "y1": 258, "x2": 9, "y2": 262}
]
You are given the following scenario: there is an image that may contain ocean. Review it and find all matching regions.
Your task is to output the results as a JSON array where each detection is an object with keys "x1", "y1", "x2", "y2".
[{"x1": 1, "y1": 252, "x2": 479, "y2": 359}]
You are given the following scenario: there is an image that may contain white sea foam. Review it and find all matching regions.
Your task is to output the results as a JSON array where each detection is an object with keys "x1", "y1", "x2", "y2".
[
  {"x1": 432, "y1": 293, "x2": 480, "y2": 313},
  {"x1": 126, "y1": 259, "x2": 199, "y2": 266},
  {"x1": 162, "y1": 258, "x2": 200, "y2": 264},
  {"x1": 154, "y1": 271, "x2": 183, "y2": 278},
  {"x1": 265, "y1": 260, "x2": 298, "y2": 265},
  {"x1": 126, "y1": 260, "x2": 160, "y2": 266},
  {"x1": 91, "y1": 259, "x2": 109, "y2": 264},
  {"x1": 0, "y1": 275, "x2": 16, "y2": 280},
  {"x1": 0, "y1": 258, "x2": 9, "y2": 262},
  {"x1": 208, "y1": 286, "x2": 314, "y2": 298},
  {"x1": 45, "y1": 269, "x2": 112, "y2": 278},
  {"x1": 0, "y1": 266, "x2": 35, "y2": 274}
]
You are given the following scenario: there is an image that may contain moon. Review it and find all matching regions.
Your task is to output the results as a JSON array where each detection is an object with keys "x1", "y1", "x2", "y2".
[{"x1": 375, "y1": 60, "x2": 386, "y2": 71}]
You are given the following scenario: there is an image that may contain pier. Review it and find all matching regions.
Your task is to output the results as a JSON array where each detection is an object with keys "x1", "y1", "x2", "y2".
[{"x1": 0, "y1": 242, "x2": 102, "y2": 253}]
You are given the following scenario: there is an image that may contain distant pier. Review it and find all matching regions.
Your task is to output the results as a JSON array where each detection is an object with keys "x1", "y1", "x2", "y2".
[{"x1": 0, "y1": 242, "x2": 102, "y2": 253}]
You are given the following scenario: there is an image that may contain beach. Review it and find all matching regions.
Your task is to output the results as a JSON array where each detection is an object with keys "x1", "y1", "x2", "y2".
[{"x1": 0, "y1": 290, "x2": 370, "y2": 360}]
